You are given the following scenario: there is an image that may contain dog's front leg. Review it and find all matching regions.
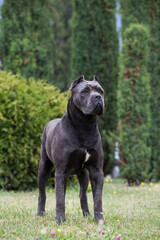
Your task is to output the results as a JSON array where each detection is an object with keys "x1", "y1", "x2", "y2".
[
  {"x1": 89, "y1": 167, "x2": 105, "y2": 224},
  {"x1": 77, "y1": 169, "x2": 90, "y2": 217},
  {"x1": 55, "y1": 171, "x2": 67, "y2": 224}
]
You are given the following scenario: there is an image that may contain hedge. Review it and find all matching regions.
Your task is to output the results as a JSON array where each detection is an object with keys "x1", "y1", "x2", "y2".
[{"x1": 0, "y1": 72, "x2": 68, "y2": 190}]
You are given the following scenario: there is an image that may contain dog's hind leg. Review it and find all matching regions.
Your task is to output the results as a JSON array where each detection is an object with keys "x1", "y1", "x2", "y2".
[
  {"x1": 77, "y1": 169, "x2": 90, "y2": 216},
  {"x1": 37, "y1": 144, "x2": 53, "y2": 216}
]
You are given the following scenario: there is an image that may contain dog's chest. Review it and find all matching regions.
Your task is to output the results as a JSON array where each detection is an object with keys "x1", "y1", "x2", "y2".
[
  {"x1": 67, "y1": 148, "x2": 97, "y2": 173},
  {"x1": 84, "y1": 149, "x2": 91, "y2": 163}
]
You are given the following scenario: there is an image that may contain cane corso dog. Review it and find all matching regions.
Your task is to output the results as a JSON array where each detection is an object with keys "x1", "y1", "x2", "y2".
[{"x1": 37, "y1": 75, "x2": 105, "y2": 224}]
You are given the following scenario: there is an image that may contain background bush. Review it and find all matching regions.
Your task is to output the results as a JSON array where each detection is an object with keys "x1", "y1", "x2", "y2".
[
  {"x1": 117, "y1": 24, "x2": 151, "y2": 184},
  {"x1": 0, "y1": 71, "x2": 68, "y2": 190}
]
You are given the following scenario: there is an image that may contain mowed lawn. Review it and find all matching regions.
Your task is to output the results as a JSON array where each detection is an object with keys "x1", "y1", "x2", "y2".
[{"x1": 0, "y1": 179, "x2": 160, "y2": 240}]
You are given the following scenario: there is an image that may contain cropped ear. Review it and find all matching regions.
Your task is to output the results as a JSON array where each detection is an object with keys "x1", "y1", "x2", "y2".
[
  {"x1": 70, "y1": 75, "x2": 85, "y2": 90},
  {"x1": 93, "y1": 75, "x2": 99, "y2": 82}
]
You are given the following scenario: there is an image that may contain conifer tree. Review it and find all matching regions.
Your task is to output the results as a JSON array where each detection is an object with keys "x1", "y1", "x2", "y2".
[
  {"x1": 71, "y1": 0, "x2": 119, "y2": 173},
  {"x1": 118, "y1": 24, "x2": 151, "y2": 184},
  {"x1": 121, "y1": 0, "x2": 160, "y2": 180},
  {"x1": 0, "y1": 0, "x2": 54, "y2": 82},
  {"x1": 51, "y1": 0, "x2": 72, "y2": 90}
]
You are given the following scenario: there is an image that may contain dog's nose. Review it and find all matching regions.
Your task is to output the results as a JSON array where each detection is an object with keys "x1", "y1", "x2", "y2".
[{"x1": 93, "y1": 94, "x2": 101, "y2": 101}]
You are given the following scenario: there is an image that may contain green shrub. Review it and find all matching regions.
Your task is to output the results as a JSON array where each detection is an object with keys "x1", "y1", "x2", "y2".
[
  {"x1": 0, "y1": 72, "x2": 68, "y2": 190},
  {"x1": 117, "y1": 24, "x2": 151, "y2": 184}
]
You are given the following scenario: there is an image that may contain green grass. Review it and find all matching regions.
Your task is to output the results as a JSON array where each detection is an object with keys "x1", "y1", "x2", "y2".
[{"x1": 0, "y1": 179, "x2": 160, "y2": 240}]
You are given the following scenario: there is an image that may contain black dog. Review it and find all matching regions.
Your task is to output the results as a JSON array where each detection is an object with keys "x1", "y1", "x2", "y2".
[{"x1": 37, "y1": 75, "x2": 105, "y2": 224}]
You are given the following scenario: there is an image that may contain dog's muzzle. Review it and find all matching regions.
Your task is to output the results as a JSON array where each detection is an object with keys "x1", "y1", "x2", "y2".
[
  {"x1": 95, "y1": 102, "x2": 103, "y2": 115},
  {"x1": 93, "y1": 95, "x2": 103, "y2": 115}
]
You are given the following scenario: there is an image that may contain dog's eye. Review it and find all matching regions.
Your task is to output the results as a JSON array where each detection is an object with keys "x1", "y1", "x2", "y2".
[
  {"x1": 82, "y1": 88, "x2": 89, "y2": 94},
  {"x1": 97, "y1": 88, "x2": 104, "y2": 95}
]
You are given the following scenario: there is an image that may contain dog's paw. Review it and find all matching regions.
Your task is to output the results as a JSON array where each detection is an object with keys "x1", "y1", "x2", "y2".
[
  {"x1": 98, "y1": 219, "x2": 106, "y2": 225},
  {"x1": 37, "y1": 210, "x2": 45, "y2": 216},
  {"x1": 83, "y1": 210, "x2": 90, "y2": 217},
  {"x1": 55, "y1": 215, "x2": 66, "y2": 224}
]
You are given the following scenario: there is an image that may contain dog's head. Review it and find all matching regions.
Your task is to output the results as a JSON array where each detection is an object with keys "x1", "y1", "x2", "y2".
[{"x1": 70, "y1": 76, "x2": 104, "y2": 116}]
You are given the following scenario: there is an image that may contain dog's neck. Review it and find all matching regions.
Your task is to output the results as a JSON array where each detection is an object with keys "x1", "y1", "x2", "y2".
[{"x1": 67, "y1": 96, "x2": 98, "y2": 132}]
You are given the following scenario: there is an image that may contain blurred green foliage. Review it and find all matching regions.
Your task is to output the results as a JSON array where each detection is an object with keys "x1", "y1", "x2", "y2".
[
  {"x1": 51, "y1": 0, "x2": 72, "y2": 91},
  {"x1": 71, "y1": 0, "x2": 119, "y2": 175},
  {"x1": 0, "y1": 0, "x2": 160, "y2": 188},
  {"x1": 0, "y1": 0, "x2": 54, "y2": 83},
  {"x1": 0, "y1": 71, "x2": 68, "y2": 190},
  {"x1": 120, "y1": 0, "x2": 160, "y2": 181},
  {"x1": 118, "y1": 24, "x2": 151, "y2": 184}
]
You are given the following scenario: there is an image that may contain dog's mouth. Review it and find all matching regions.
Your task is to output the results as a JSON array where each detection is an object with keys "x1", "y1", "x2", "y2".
[{"x1": 94, "y1": 102, "x2": 103, "y2": 115}]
